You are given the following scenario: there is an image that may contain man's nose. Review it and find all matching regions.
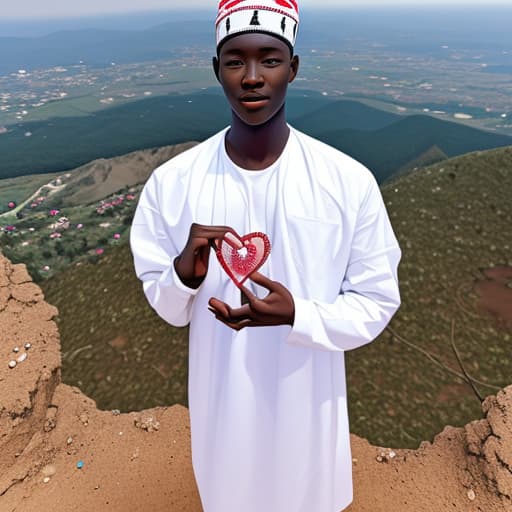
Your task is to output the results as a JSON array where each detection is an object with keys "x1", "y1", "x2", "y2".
[{"x1": 242, "y1": 62, "x2": 263, "y2": 87}]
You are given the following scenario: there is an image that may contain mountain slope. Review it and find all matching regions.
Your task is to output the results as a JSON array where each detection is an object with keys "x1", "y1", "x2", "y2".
[
  {"x1": 0, "y1": 23, "x2": 213, "y2": 74},
  {"x1": 0, "y1": 93, "x2": 232, "y2": 181},
  {"x1": 55, "y1": 141, "x2": 198, "y2": 207},
  {"x1": 290, "y1": 99, "x2": 400, "y2": 133},
  {"x1": 1, "y1": 92, "x2": 510, "y2": 184},
  {"x1": 322, "y1": 115, "x2": 512, "y2": 182},
  {"x1": 0, "y1": 142, "x2": 197, "y2": 215},
  {"x1": 385, "y1": 144, "x2": 449, "y2": 183},
  {"x1": 22, "y1": 144, "x2": 511, "y2": 449}
]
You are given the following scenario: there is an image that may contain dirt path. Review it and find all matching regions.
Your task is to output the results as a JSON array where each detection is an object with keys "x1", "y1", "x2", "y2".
[{"x1": 0, "y1": 180, "x2": 67, "y2": 221}]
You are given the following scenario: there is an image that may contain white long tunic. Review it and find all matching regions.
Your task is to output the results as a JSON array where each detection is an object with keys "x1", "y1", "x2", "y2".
[{"x1": 130, "y1": 125, "x2": 401, "y2": 512}]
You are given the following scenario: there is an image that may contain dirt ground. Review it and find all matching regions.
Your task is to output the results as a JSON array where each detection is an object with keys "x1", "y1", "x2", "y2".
[
  {"x1": 475, "y1": 265, "x2": 512, "y2": 329},
  {"x1": 1, "y1": 254, "x2": 511, "y2": 512}
]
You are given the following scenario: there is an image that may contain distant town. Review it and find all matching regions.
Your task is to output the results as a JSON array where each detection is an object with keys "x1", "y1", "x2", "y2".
[{"x1": 1, "y1": 40, "x2": 511, "y2": 136}]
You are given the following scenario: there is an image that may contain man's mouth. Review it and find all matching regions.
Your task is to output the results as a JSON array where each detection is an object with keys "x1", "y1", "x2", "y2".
[
  {"x1": 240, "y1": 94, "x2": 269, "y2": 102},
  {"x1": 239, "y1": 95, "x2": 270, "y2": 109}
]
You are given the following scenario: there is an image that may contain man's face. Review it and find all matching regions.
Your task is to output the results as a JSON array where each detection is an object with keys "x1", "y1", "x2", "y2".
[{"x1": 214, "y1": 32, "x2": 299, "y2": 126}]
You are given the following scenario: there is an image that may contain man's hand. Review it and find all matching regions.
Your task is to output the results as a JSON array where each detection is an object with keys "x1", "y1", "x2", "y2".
[
  {"x1": 208, "y1": 271, "x2": 295, "y2": 331},
  {"x1": 174, "y1": 223, "x2": 235, "y2": 289}
]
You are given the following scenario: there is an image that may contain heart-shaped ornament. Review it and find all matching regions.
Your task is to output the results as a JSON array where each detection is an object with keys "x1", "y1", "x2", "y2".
[{"x1": 215, "y1": 231, "x2": 271, "y2": 287}]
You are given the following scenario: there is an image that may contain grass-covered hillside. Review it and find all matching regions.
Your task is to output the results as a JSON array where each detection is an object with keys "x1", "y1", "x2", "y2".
[
  {"x1": 1, "y1": 90, "x2": 510, "y2": 184},
  {"x1": 0, "y1": 142, "x2": 197, "y2": 281},
  {"x1": 0, "y1": 141, "x2": 197, "y2": 215},
  {"x1": 345, "y1": 145, "x2": 511, "y2": 447},
  {"x1": 2, "y1": 145, "x2": 511, "y2": 449}
]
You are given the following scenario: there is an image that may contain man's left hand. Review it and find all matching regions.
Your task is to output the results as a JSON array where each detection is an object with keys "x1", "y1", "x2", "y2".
[{"x1": 208, "y1": 272, "x2": 295, "y2": 331}]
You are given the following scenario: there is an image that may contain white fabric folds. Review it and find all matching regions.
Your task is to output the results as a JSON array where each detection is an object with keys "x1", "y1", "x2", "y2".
[{"x1": 130, "y1": 125, "x2": 401, "y2": 512}]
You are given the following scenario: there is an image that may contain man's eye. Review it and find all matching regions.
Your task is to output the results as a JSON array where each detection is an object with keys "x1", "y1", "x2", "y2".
[
  {"x1": 225, "y1": 60, "x2": 243, "y2": 67},
  {"x1": 264, "y1": 58, "x2": 281, "y2": 66}
]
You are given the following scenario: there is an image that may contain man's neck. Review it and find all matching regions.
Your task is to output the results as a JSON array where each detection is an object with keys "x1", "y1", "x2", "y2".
[{"x1": 225, "y1": 107, "x2": 290, "y2": 171}]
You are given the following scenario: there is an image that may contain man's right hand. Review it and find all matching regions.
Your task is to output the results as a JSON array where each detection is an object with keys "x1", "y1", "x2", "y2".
[{"x1": 174, "y1": 223, "x2": 235, "y2": 289}]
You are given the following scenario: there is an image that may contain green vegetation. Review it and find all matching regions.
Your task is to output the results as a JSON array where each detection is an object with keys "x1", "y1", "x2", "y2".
[
  {"x1": 0, "y1": 92, "x2": 231, "y2": 181},
  {"x1": 321, "y1": 115, "x2": 512, "y2": 182},
  {"x1": 345, "y1": 145, "x2": 512, "y2": 447},
  {"x1": 0, "y1": 171, "x2": 62, "y2": 215},
  {"x1": 386, "y1": 145, "x2": 449, "y2": 183},
  {"x1": 1, "y1": 92, "x2": 510, "y2": 184},
  {"x1": 0, "y1": 185, "x2": 139, "y2": 281},
  {"x1": 291, "y1": 99, "x2": 399, "y2": 133},
  {"x1": 41, "y1": 239, "x2": 190, "y2": 413}
]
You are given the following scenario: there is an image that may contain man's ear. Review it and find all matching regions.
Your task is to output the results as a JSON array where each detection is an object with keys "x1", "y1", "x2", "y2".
[
  {"x1": 212, "y1": 56, "x2": 221, "y2": 83},
  {"x1": 289, "y1": 55, "x2": 299, "y2": 84}
]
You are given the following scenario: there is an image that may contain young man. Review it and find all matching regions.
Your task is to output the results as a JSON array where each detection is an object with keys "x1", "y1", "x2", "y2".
[{"x1": 130, "y1": 1, "x2": 401, "y2": 511}]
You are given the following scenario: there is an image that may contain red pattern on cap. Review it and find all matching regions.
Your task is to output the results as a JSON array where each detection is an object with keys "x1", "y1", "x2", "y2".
[
  {"x1": 218, "y1": 0, "x2": 244, "y2": 10},
  {"x1": 275, "y1": 0, "x2": 298, "y2": 10},
  {"x1": 218, "y1": 0, "x2": 298, "y2": 14}
]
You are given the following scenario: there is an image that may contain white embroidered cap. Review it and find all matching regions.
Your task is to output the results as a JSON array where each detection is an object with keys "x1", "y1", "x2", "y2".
[{"x1": 216, "y1": 0, "x2": 300, "y2": 52}]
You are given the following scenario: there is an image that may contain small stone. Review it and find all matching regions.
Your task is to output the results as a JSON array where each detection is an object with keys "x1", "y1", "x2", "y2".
[
  {"x1": 79, "y1": 412, "x2": 89, "y2": 426},
  {"x1": 467, "y1": 489, "x2": 476, "y2": 501},
  {"x1": 94, "y1": 485, "x2": 100, "y2": 490},
  {"x1": 388, "y1": 450, "x2": 397, "y2": 459},
  {"x1": 17, "y1": 353, "x2": 27, "y2": 363},
  {"x1": 134, "y1": 414, "x2": 160, "y2": 432},
  {"x1": 8, "y1": 360, "x2": 17, "y2": 368},
  {"x1": 111, "y1": 409, "x2": 120, "y2": 416},
  {"x1": 43, "y1": 477, "x2": 51, "y2": 483},
  {"x1": 44, "y1": 418, "x2": 56, "y2": 432},
  {"x1": 24, "y1": 343, "x2": 32, "y2": 349},
  {"x1": 376, "y1": 452, "x2": 389, "y2": 463},
  {"x1": 13, "y1": 347, "x2": 20, "y2": 353},
  {"x1": 352, "y1": 458, "x2": 358, "y2": 464},
  {"x1": 76, "y1": 460, "x2": 84, "y2": 469},
  {"x1": 43, "y1": 407, "x2": 58, "y2": 432},
  {"x1": 67, "y1": 436, "x2": 73, "y2": 445}
]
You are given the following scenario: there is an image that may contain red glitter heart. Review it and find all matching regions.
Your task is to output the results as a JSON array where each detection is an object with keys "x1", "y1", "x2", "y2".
[{"x1": 216, "y1": 231, "x2": 271, "y2": 287}]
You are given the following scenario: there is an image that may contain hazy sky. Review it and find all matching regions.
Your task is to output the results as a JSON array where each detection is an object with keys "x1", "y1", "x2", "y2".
[{"x1": 3, "y1": 0, "x2": 509, "y2": 19}]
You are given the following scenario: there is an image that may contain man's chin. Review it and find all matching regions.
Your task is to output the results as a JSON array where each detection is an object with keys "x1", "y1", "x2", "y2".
[{"x1": 233, "y1": 107, "x2": 283, "y2": 127}]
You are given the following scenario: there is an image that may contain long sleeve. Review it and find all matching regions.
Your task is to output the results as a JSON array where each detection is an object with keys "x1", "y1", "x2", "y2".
[
  {"x1": 130, "y1": 200, "x2": 199, "y2": 328},
  {"x1": 286, "y1": 176, "x2": 401, "y2": 352}
]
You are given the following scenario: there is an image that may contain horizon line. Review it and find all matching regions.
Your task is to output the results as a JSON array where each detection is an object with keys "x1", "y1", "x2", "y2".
[{"x1": 2, "y1": 3, "x2": 512, "y2": 22}]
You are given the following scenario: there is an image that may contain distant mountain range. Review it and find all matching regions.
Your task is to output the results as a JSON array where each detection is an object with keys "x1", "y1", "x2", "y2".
[
  {"x1": 2, "y1": 7, "x2": 511, "y2": 74},
  {"x1": 0, "y1": 90, "x2": 510, "y2": 184},
  {"x1": 310, "y1": 113, "x2": 512, "y2": 182},
  {"x1": 0, "y1": 22, "x2": 213, "y2": 74}
]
